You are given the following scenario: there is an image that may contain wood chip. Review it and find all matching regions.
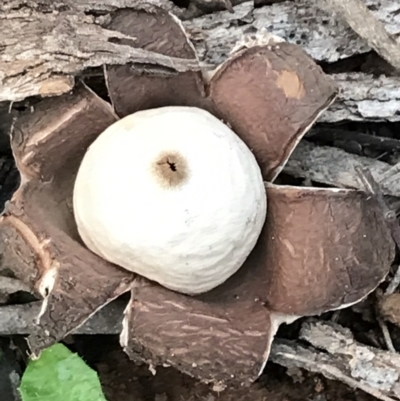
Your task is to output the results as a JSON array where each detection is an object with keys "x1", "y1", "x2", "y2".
[{"x1": 270, "y1": 320, "x2": 400, "y2": 401}]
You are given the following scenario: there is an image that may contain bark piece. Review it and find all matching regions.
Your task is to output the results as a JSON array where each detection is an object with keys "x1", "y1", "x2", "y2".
[
  {"x1": 208, "y1": 37, "x2": 337, "y2": 181},
  {"x1": 354, "y1": 166, "x2": 400, "y2": 252},
  {"x1": 1, "y1": 0, "x2": 400, "y2": 105},
  {"x1": 184, "y1": 0, "x2": 400, "y2": 66},
  {"x1": 321, "y1": 73, "x2": 400, "y2": 123},
  {"x1": 0, "y1": 83, "x2": 135, "y2": 355},
  {"x1": 270, "y1": 320, "x2": 400, "y2": 401},
  {"x1": 0, "y1": 0, "x2": 180, "y2": 13},
  {"x1": 283, "y1": 141, "x2": 396, "y2": 194},
  {"x1": 320, "y1": 0, "x2": 400, "y2": 71},
  {"x1": 1, "y1": 0, "x2": 400, "y2": 122},
  {"x1": 0, "y1": 300, "x2": 127, "y2": 336},
  {"x1": 283, "y1": 140, "x2": 400, "y2": 202},
  {"x1": 264, "y1": 184, "x2": 395, "y2": 315},
  {"x1": 104, "y1": 8, "x2": 210, "y2": 117},
  {"x1": 0, "y1": 3, "x2": 202, "y2": 103}
]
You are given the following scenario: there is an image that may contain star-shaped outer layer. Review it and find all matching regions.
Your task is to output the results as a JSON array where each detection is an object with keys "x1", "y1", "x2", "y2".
[{"x1": 0, "y1": 3, "x2": 395, "y2": 389}]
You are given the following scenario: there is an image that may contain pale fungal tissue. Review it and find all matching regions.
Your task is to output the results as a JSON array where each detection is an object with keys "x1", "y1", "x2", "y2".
[{"x1": 73, "y1": 106, "x2": 267, "y2": 295}]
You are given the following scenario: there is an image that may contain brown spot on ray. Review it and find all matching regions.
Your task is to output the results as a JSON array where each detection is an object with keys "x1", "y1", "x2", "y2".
[{"x1": 276, "y1": 70, "x2": 305, "y2": 99}]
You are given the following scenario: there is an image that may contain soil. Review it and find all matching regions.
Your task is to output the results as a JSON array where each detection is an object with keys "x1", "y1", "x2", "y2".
[{"x1": 92, "y1": 338, "x2": 375, "y2": 401}]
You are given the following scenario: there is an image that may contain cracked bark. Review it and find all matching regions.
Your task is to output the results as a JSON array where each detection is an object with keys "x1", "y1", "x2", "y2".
[
  {"x1": 283, "y1": 141, "x2": 400, "y2": 197},
  {"x1": 319, "y1": 0, "x2": 400, "y2": 71},
  {"x1": 0, "y1": 0, "x2": 399, "y2": 123},
  {"x1": 270, "y1": 320, "x2": 400, "y2": 401},
  {"x1": 183, "y1": 0, "x2": 399, "y2": 66}
]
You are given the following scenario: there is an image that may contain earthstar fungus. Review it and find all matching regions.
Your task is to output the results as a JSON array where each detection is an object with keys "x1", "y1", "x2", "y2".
[
  {"x1": 73, "y1": 106, "x2": 267, "y2": 295},
  {"x1": 0, "y1": 4, "x2": 395, "y2": 388}
]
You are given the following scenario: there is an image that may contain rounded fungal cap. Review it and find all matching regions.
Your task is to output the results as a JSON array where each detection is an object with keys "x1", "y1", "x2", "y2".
[{"x1": 73, "y1": 106, "x2": 267, "y2": 294}]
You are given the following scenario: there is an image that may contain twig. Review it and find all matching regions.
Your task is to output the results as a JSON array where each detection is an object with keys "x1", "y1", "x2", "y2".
[
  {"x1": 320, "y1": 0, "x2": 400, "y2": 71},
  {"x1": 330, "y1": 310, "x2": 341, "y2": 323},
  {"x1": 271, "y1": 341, "x2": 396, "y2": 401},
  {"x1": 385, "y1": 266, "x2": 400, "y2": 295},
  {"x1": 377, "y1": 315, "x2": 396, "y2": 352}
]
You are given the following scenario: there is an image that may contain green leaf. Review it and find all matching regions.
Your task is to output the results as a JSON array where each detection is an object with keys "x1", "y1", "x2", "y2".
[{"x1": 19, "y1": 343, "x2": 108, "y2": 401}]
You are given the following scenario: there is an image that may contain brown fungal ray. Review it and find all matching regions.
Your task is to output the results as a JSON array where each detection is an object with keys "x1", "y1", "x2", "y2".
[
  {"x1": 104, "y1": 7, "x2": 212, "y2": 118},
  {"x1": 263, "y1": 184, "x2": 396, "y2": 316},
  {"x1": 208, "y1": 37, "x2": 338, "y2": 182},
  {"x1": 121, "y1": 226, "x2": 279, "y2": 387},
  {"x1": 0, "y1": 83, "x2": 135, "y2": 354}
]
